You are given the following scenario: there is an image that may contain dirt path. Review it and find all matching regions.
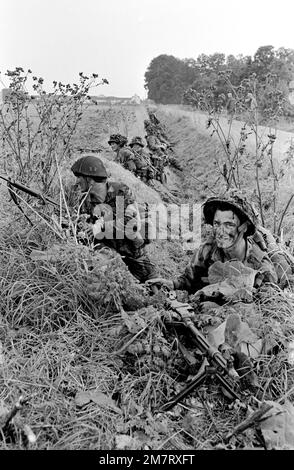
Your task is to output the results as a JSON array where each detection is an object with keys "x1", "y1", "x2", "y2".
[
  {"x1": 159, "y1": 105, "x2": 294, "y2": 210},
  {"x1": 160, "y1": 105, "x2": 294, "y2": 167}
]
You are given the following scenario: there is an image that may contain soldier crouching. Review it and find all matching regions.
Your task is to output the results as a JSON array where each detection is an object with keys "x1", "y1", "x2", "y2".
[{"x1": 71, "y1": 155, "x2": 157, "y2": 283}]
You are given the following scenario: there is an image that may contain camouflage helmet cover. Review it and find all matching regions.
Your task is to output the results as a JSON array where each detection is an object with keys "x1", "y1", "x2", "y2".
[
  {"x1": 202, "y1": 189, "x2": 258, "y2": 236},
  {"x1": 71, "y1": 155, "x2": 108, "y2": 179},
  {"x1": 129, "y1": 136, "x2": 144, "y2": 147},
  {"x1": 144, "y1": 120, "x2": 155, "y2": 130},
  {"x1": 108, "y1": 133, "x2": 127, "y2": 146}
]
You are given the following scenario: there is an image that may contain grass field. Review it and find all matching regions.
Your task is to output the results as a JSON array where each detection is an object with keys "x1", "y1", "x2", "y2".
[{"x1": 1, "y1": 102, "x2": 294, "y2": 450}]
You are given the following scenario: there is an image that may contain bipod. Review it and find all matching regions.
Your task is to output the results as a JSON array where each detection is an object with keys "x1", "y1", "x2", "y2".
[
  {"x1": 156, "y1": 290, "x2": 241, "y2": 413},
  {"x1": 158, "y1": 363, "x2": 240, "y2": 413}
]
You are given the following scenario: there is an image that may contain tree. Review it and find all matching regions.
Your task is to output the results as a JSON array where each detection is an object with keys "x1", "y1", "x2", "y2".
[{"x1": 144, "y1": 55, "x2": 197, "y2": 104}]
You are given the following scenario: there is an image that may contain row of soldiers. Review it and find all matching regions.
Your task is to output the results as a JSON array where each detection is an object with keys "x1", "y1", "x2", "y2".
[
  {"x1": 71, "y1": 154, "x2": 294, "y2": 291},
  {"x1": 108, "y1": 118, "x2": 174, "y2": 185},
  {"x1": 70, "y1": 154, "x2": 294, "y2": 388}
]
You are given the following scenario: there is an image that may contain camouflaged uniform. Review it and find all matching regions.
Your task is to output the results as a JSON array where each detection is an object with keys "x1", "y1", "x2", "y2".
[
  {"x1": 132, "y1": 148, "x2": 155, "y2": 182},
  {"x1": 115, "y1": 147, "x2": 137, "y2": 173},
  {"x1": 81, "y1": 181, "x2": 157, "y2": 282},
  {"x1": 173, "y1": 235, "x2": 278, "y2": 294},
  {"x1": 173, "y1": 190, "x2": 278, "y2": 294},
  {"x1": 145, "y1": 135, "x2": 167, "y2": 181}
]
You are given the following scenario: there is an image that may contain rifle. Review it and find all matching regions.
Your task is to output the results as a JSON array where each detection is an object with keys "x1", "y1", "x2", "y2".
[
  {"x1": 0, "y1": 174, "x2": 60, "y2": 207},
  {"x1": 158, "y1": 291, "x2": 241, "y2": 412}
]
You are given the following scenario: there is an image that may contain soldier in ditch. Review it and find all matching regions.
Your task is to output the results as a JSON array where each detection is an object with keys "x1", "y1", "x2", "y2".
[
  {"x1": 71, "y1": 155, "x2": 157, "y2": 283},
  {"x1": 108, "y1": 134, "x2": 136, "y2": 173},
  {"x1": 146, "y1": 190, "x2": 280, "y2": 293},
  {"x1": 129, "y1": 136, "x2": 155, "y2": 183},
  {"x1": 144, "y1": 121, "x2": 167, "y2": 183}
]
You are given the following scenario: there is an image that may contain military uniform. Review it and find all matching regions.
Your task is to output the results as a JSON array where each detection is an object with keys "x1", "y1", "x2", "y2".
[
  {"x1": 145, "y1": 135, "x2": 167, "y2": 181},
  {"x1": 173, "y1": 236, "x2": 278, "y2": 294},
  {"x1": 129, "y1": 136, "x2": 155, "y2": 183},
  {"x1": 82, "y1": 181, "x2": 157, "y2": 282},
  {"x1": 115, "y1": 147, "x2": 137, "y2": 172},
  {"x1": 132, "y1": 148, "x2": 154, "y2": 182}
]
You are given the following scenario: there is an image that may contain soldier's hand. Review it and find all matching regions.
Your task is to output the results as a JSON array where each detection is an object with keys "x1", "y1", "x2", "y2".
[
  {"x1": 84, "y1": 224, "x2": 95, "y2": 237},
  {"x1": 92, "y1": 218, "x2": 105, "y2": 238},
  {"x1": 77, "y1": 224, "x2": 94, "y2": 241},
  {"x1": 145, "y1": 277, "x2": 174, "y2": 290}
]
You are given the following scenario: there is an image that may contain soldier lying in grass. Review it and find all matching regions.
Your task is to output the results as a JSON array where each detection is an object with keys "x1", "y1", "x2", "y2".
[{"x1": 146, "y1": 190, "x2": 286, "y2": 294}]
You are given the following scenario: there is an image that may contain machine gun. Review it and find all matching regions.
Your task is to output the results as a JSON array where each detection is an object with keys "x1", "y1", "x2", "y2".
[{"x1": 158, "y1": 291, "x2": 241, "y2": 412}]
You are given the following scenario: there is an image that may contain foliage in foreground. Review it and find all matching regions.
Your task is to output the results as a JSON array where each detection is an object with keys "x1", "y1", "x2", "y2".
[{"x1": 0, "y1": 223, "x2": 294, "y2": 450}]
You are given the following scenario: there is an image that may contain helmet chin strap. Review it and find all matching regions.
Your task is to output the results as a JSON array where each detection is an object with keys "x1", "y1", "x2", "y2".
[{"x1": 222, "y1": 221, "x2": 249, "y2": 253}]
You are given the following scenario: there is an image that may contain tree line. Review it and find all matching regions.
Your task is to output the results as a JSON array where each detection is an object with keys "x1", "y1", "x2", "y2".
[{"x1": 144, "y1": 46, "x2": 294, "y2": 118}]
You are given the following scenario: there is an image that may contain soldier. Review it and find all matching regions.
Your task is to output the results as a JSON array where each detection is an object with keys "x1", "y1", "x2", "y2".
[
  {"x1": 144, "y1": 120, "x2": 169, "y2": 153},
  {"x1": 129, "y1": 136, "x2": 155, "y2": 183},
  {"x1": 146, "y1": 190, "x2": 278, "y2": 293},
  {"x1": 108, "y1": 134, "x2": 136, "y2": 173},
  {"x1": 144, "y1": 121, "x2": 167, "y2": 183},
  {"x1": 71, "y1": 155, "x2": 157, "y2": 283}
]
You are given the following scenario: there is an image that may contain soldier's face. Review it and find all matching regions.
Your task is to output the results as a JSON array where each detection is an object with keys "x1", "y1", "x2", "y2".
[
  {"x1": 110, "y1": 142, "x2": 119, "y2": 151},
  {"x1": 213, "y1": 209, "x2": 241, "y2": 249},
  {"x1": 132, "y1": 144, "x2": 141, "y2": 152},
  {"x1": 77, "y1": 176, "x2": 107, "y2": 203}
]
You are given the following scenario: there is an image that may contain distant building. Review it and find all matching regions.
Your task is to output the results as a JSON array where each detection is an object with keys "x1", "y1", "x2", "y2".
[
  {"x1": 91, "y1": 94, "x2": 142, "y2": 106},
  {"x1": 129, "y1": 94, "x2": 141, "y2": 105}
]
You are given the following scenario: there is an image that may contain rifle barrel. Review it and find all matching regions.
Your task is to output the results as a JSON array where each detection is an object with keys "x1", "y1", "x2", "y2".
[{"x1": 0, "y1": 175, "x2": 60, "y2": 207}]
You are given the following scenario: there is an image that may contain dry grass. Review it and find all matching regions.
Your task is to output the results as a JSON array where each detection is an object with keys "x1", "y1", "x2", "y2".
[
  {"x1": 1, "y1": 224, "x2": 294, "y2": 450},
  {"x1": 1, "y1": 104, "x2": 294, "y2": 450}
]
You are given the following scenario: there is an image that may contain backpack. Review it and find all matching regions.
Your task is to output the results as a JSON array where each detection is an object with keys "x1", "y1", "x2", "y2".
[{"x1": 253, "y1": 227, "x2": 294, "y2": 286}]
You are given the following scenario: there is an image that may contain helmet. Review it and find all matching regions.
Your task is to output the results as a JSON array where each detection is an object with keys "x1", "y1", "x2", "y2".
[
  {"x1": 129, "y1": 136, "x2": 144, "y2": 147},
  {"x1": 119, "y1": 135, "x2": 128, "y2": 146},
  {"x1": 108, "y1": 133, "x2": 126, "y2": 146},
  {"x1": 144, "y1": 120, "x2": 154, "y2": 130},
  {"x1": 71, "y1": 155, "x2": 108, "y2": 179},
  {"x1": 202, "y1": 189, "x2": 258, "y2": 236}
]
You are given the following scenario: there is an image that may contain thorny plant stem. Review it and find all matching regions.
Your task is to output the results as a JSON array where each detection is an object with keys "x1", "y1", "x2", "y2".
[
  {"x1": 210, "y1": 119, "x2": 237, "y2": 188},
  {"x1": 4, "y1": 185, "x2": 65, "y2": 240},
  {"x1": 253, "y1": 118, "x2": 265, "y2": 226},
  {"x1": 277, "y1": 193, "x2": 294, "y2": 237},
  {"x1": 54, "y1": 153, "x2": 77, "y2": 243},
  {"x1": 268, "y1": 138, "x2": 278, "y2": 234}
]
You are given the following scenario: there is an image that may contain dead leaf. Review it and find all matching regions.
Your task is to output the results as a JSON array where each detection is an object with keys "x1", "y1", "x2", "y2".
[
  {"x1": 224, "y1": 313, "x2": 242, "y2": 347},
  {"x1": 88, "y1": 391, "x2": 121, "y2": 413},
  {"x1": 260, "y1": 400, "x2": 294, "y2": 449},
  {"x1": 121, "y1": 310, "x2": 147, "y2": 334},
  {"x1": 115, "y1": 434, "x2": 143, "y2": 450},
  {"x1": 196, "y1": 261, "x2": 257, "y2": 302},
  {"x1": 208, "y1": 260, "x2": 257, "y2": 287},
  {"x1": 207, "y1": 315, "x2": 262, "y2": 359},
  {"x1": 75, "y1": 391, "x2": 91, "y2": 408},
  {"x1": 75, "y1": 390, "x2": 121, "y2": 412}
]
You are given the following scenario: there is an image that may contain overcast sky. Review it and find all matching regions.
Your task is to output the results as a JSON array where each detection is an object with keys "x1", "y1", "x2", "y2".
[{"x1": 1, "y1": 0, "x2": 294, "y2": 98}]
